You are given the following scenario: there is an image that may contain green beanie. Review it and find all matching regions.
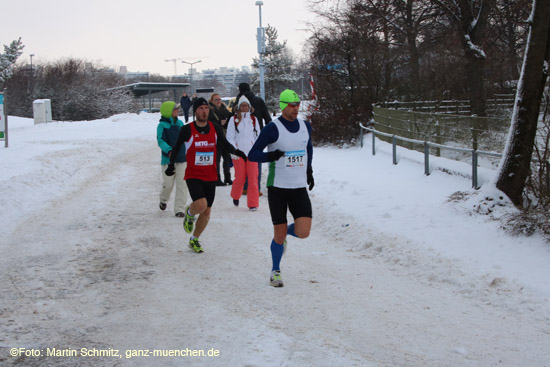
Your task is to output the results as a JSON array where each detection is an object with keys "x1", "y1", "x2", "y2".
[
  {"x1": 160, "y1": 101, "x2": 177, "y2": 118},
  {"x1": 279, "y1": 89, "x2": 300, "y2": 111}
]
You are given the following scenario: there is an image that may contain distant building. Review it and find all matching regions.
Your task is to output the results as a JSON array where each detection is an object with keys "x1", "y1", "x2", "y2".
[
  {"x1": 194, "y1": 66, "x2": 252, "y2": 92},
  {"x1": 118, "y1": 66, "x2": 150, "y2": 80}
]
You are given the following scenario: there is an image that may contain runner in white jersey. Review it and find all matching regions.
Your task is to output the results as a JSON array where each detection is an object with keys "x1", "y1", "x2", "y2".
[{"x1": 248, "y1": 89, "x2": 315, "y2": 287}]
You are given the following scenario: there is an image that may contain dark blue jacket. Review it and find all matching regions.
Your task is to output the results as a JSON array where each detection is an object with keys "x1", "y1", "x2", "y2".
[{"x1": 180, "y1": 95, "x2": 192, "y2": 110}]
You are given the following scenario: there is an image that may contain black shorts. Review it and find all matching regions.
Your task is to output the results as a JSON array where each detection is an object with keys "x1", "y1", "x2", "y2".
[
  {"x1": 267, "y1": 186, "x2": 312, "y2": 225},
  {"x1": 186, "y1": 179, "x2": 217, "y2": 207}
]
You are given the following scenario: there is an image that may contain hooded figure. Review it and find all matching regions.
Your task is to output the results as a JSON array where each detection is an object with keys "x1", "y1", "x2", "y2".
[
  {"x1": 158, "y1": 101, "x2": 186, "y2": 164},
  {"x1": 235, "y1": 83, "x2": 271, "y2": 130},
  {"x1": 156, "y1": 101, "x2": 188, "y2": 216},
  {"x1": 226, "y1": 94, "x2": 260, "y2": 210}
]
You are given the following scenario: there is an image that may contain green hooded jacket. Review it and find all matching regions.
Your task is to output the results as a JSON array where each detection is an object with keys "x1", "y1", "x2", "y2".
[{"x1": 157, "y1": 101, "x2": 185, "y2": 165}]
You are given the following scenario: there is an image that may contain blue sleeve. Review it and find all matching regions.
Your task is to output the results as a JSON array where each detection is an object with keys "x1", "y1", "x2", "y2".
[
  {"x1": 306, "y1": 121, "x2": 313, "y2": 169},
  {"x1": 248, "y1": 122, "x2": 279, "y2": 162}
]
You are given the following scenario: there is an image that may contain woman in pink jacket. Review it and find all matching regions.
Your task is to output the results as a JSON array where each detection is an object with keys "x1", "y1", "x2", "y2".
[{"x1": 226, "y1": 96, "x2": 260, "y2": 210}]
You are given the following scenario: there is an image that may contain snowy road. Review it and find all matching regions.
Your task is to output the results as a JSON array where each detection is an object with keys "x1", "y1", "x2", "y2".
[{"x1": 1, "y1": 115, "x2": 549, "y2": 366}]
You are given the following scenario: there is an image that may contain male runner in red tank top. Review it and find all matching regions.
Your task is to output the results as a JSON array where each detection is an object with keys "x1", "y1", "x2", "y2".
[{"x1": 167, "y1": 98, "x2": 246, "y2": 253}]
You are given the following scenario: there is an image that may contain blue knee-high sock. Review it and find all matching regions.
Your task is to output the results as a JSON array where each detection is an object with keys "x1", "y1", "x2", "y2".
[
  {"x1": 271, "y1": 239, "x2": 284, "y2": 271},
  {"x1": 287, "y1": 223, "x2": 298, "y2": 238}
]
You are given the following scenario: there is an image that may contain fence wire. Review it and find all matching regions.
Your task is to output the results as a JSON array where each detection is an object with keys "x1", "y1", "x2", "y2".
[{"x1": 372, "y1": 106, "x2": 515, "y2": 166}]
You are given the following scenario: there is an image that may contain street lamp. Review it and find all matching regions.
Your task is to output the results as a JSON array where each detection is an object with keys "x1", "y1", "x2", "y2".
[
  {"x1": 30, "y1": 54, "x2": 35, "y2": 73},
  {"x1": 165, "y1": 58, "x2": 181, "y2": 76},
  {"x1": 255, "y1": 1, "x2": 265, "y2": 101},
  {"x1": 181, "y1": 60, "x2": 202, "y2": 93}
]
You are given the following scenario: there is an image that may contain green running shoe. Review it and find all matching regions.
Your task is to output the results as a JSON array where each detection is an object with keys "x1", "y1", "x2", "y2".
[
  {"x1": 270, "y1": 270, "x2": 284, "y2": 287},
  {"x1": 183, "y1": 206, "x2": 195, "y2": 234},
  {"x1": 189, "y1": 238, "x2": 204, "y2": 253}
]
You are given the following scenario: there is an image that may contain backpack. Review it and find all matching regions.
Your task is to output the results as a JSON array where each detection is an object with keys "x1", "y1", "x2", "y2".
[{"x1": 234, "y1": 114, "x2": 257, "y2": 135}]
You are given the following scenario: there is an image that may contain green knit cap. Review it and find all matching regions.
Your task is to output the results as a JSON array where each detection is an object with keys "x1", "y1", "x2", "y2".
[
  {"x1": 160, "y1": 101, "x2": 177, "y2": 118},
  {"x1": 279, "y1": 89, "x2": 300, "y2": 111}
]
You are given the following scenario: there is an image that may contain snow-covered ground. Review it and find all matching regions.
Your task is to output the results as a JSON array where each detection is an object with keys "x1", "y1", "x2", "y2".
[{"x1": 1, "y1": 113, "x2": 549, "y2": 366}]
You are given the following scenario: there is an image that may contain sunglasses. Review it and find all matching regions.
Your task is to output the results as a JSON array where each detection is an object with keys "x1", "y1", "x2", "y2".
[{"x1": 286, "y1": 102, "x2": 300, "y2": 107}]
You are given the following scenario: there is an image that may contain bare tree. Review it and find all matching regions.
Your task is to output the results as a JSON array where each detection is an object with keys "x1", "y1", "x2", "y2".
[
  {"x1": 496, "y1": 0, "x2": 550, "y2": 206},
  {"x1": 489, "y1": 0, "x2": 531, "y2": 81},
  {"x1": 431, "y1": 0, "x2": 493, "y2": 117},
  {"x1": 307, "y1": 0, "x2": 385, "y2": 143},
  {"x1": 365, "y1": 0, "x2": 440, "y2": 99}
]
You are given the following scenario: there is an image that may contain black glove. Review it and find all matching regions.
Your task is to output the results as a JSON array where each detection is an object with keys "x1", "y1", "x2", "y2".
[
  {"x1": 165, "y1": 163, "x2": 175, "y2": 176},
  {"x1": 267, "y1": 149, "x2": 285, "y2": 162},
  {"x1": 307, "y1": 167, "x2": 314, "y2": 191},
  {"x1": 235, "y1": 149, "x2": 247, "y2": 161}
]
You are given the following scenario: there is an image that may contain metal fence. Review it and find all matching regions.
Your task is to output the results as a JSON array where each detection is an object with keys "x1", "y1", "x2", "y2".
[
  {"x1": 372, "y1": 106, "x2": 511, "y2": 154},
  {"x1": 359, "y1": 123, "x2": 502, "y2": 189},
  {"x1": 359, "y1": 123, "x2": 550, "y2": 191},
  {"x1": 377, "y1": 95, "x2": 515, "y2": 115}
]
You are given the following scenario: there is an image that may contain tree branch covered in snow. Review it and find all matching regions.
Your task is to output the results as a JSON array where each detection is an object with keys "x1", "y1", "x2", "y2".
[
  {"x1": 0, "y1": 38, "x2": 24, "y2": 86},
  {"x1": 251, "y1": 25, "x2": 299, "y2": 111}
]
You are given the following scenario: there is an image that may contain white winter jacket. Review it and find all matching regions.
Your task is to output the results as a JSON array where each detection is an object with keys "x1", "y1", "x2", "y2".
[{"x1": 226, "y1": 112, "x2": 259, "y2": 156}]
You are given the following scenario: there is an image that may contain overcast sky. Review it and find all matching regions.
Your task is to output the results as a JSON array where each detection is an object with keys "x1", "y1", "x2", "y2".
[{"x1": 1, "y1": 0, "x2": 317, "y2": 76}]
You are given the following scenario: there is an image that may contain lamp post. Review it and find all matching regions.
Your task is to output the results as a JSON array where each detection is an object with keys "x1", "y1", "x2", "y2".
[
  {"x1": 164, "y1": 58, "x2": 181, "y2": 76},
  {"x1": 255, "y1": 1, "x2": 265, "y2": 101},
  {"x1": 181, "y1": 60, "x2": 202, "y2": 93},
  {"x1": 29, "y1": 54, "x2": 35, "y2": 99},
  {"x1": 30, "y1": 54, "x2": 35, "y2": 73}
]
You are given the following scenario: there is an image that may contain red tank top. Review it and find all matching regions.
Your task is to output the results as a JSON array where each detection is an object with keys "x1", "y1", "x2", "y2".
[{"x1": 184, "y1": 121, "x2": 218, "y2": 181}]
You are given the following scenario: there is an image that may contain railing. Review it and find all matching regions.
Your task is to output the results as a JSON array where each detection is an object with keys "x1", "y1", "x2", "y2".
[
  {"x1": 360, "y1": 124, "x2": 550, "y2": 191},
  {"x1": 377, "y1": 96, "x2": 515, "y2": 115},
  {"x1": 372, "y1": 106, "x2": 511, "y2": 153},
  {"x1": 359, "y1": 123, "x2": 502, "y2": 189}
]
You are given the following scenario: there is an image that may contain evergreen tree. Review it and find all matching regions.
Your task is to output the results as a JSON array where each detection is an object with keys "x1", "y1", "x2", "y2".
[
  {"x1": 0, "y1": 38, "x2": 24, "y2": 87},
  {"x1": 252, "y1": 25, "x2": 298, "y2": 112}
]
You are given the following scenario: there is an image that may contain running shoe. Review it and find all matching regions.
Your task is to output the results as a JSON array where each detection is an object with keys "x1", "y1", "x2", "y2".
[
  {"x1": 159, "y1": 202, "x2": 167, "y2": 211},
  {"x1": 183, "y1": 206, "x2": 195, "y2": 233},
  {"x1": 189, "y1": 238, "x2": 204, "y2": 253},
  {"x1": 249, "y1": 207, "x2": 257, "y2": 211},
  {"x1": 270, "y1": 270, "x2": 284, "y2": 287}
]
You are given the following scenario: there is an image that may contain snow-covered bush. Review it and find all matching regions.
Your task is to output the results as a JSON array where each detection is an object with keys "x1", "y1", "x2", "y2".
[{"x1": 6, "y1": 58, "x2": 137, "y2": 121}]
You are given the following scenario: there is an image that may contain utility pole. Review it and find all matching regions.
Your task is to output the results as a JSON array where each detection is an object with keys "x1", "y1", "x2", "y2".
[
  {"x1": 255, "y1": 1, "x2": 265, "y2": 101},
  {"x1": 181, "y1": 60, "x2": 202, "y2": 93}
]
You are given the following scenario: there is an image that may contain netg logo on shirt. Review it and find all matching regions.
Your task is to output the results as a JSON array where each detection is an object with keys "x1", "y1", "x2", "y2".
[{"x1": 195, "y1": 141, "x2": 213, "y2": 148}]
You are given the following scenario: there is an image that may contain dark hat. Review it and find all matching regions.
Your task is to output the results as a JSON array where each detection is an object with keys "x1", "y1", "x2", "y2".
[
  {"x1": 238, "y1": 83, "x2": 251, "y2": 93},
  {"x1": 193, "y1": 97, "x2": 208, "y2": 112}
]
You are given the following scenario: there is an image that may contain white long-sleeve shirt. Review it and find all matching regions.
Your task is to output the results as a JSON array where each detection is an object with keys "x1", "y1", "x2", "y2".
[{"x1": 226, "y1": 112, "x2": 259, "y2": 156}]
